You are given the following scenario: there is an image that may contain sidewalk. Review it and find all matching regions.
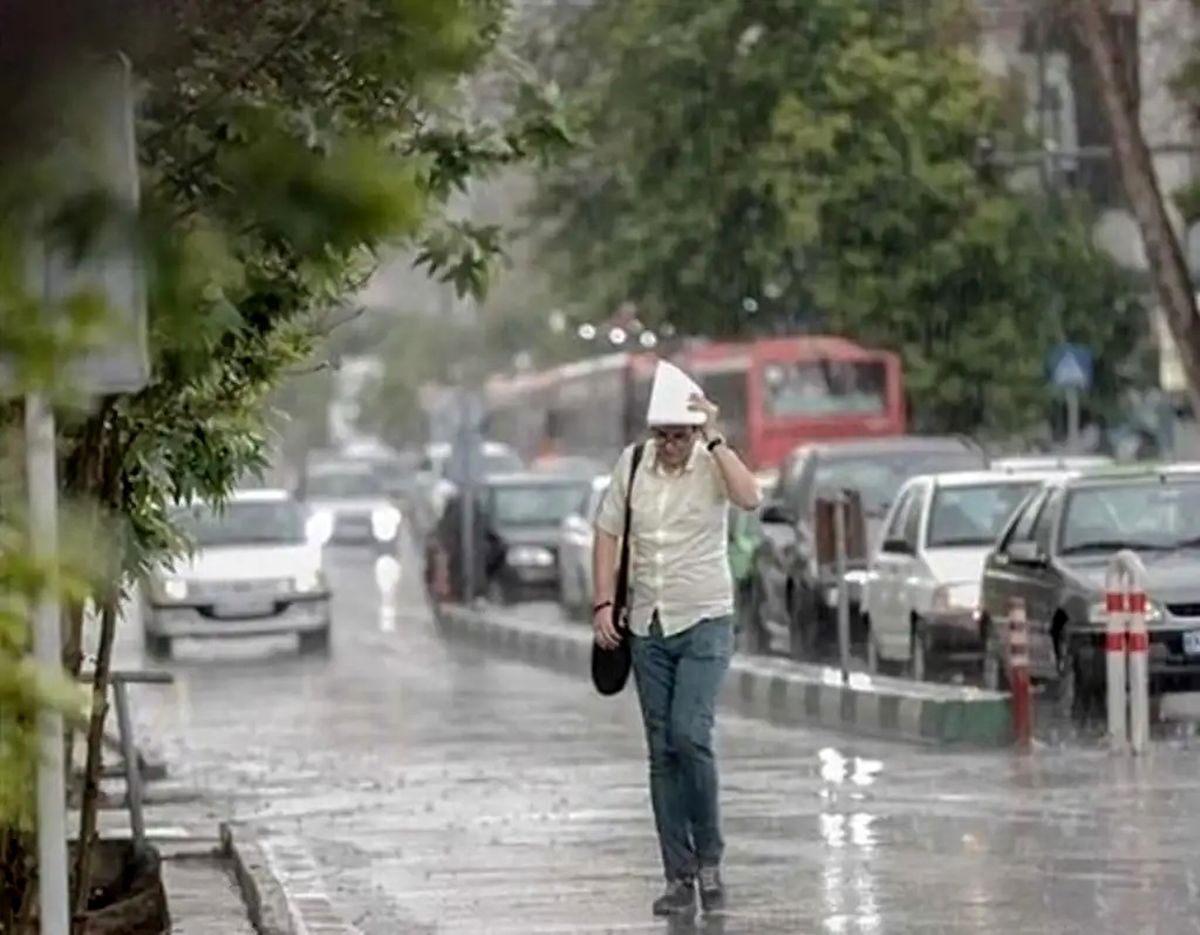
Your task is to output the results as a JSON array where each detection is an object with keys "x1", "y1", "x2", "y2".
[
  {"x1": 163, "y1": 856, "x2": 254, "y2": 935},
  {"x1": 89, "y1": 814, "x2": 257, "y2": 934}
]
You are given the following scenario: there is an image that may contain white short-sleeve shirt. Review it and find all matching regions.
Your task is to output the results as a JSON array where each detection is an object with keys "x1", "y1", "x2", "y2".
[{"x1": 595, "y1": 439, "x2": 733, "y2": 637}]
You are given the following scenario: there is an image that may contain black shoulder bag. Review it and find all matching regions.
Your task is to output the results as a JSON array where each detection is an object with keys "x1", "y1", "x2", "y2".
[{"x1": 590, "y1": 442, "x2": 646, "y2": 696}]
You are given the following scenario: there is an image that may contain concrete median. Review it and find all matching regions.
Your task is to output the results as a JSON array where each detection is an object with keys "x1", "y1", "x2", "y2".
[{"x1": 436, "y1": 604, "x2": 1014, "y2": 747}]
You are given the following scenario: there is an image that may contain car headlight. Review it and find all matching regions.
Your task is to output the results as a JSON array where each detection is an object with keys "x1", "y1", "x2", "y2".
[
  {"x1": 163, "y1": 578, "x2": 188, "y2": 601},
  {"x1": 507, "y1": 546, "x2": 555, "y2": 568},
  {"x1": 294, "y1": 569, "x2": 325, "y2": 594},
  {"x1": 306, "y1": 510, "x2": 334, "y2": 546},
  {"x1": 1088, "y1": 598, "x2": 1163, "y2": 625},
  {"x1": 371, "y1": 506, "x2": 402, "y2": 542}
]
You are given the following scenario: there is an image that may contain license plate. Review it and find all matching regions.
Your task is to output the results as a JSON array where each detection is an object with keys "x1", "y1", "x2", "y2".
[
  {"x1": 215, "y1": 600, "x2": 274, "y2": 619},
  {"x1": 1183, "y1": 631, "x2": 1200, "y2": 656}
]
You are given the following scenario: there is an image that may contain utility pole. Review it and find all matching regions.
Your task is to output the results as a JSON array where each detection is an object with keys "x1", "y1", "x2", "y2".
[{"x1": 1070, "y1": 0, "x2": 1200, "y2": 421}]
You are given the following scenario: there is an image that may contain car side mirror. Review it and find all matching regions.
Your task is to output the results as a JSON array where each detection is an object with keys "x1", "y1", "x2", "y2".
[
  {"x1": 1007, "y1": 541, "x2": 1045, "y2": 566},
  {"x1": 881, "y1": 537, "x2": 912, "y2": 555},
  {"x1": 760, "y1": 501, "x2": 795, "y2": 526}
]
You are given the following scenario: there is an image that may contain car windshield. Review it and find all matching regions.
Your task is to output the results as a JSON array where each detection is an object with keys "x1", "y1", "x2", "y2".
[
  {"x1": 1060, "y1": 480, "x2": 1200, "y2": 554},
  {"x1": 816, "y1": 449, "x2": 984, "y2": 515},
  {"x1": 305, "y1": 470, "x2": 382, "y2": 498},
  {"x1": 490, "y1": 484, "x2": 589, "y2": 527},
  {"x1": 927, "y1": 482, "x2": 1039, "y2": 548},
  {"x1": 173, "y1": 500, "x2": 306, "y2": 548},
  {"x1": 483, "y1": 452, "x2": 524, "y2": 475}
]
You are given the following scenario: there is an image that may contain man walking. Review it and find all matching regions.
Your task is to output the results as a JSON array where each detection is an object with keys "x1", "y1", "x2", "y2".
[{"x1": 592, "y1": 361, "x2": 762, "y2": 916}]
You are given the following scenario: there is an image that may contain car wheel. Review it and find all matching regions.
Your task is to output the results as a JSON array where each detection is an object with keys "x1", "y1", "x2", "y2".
[
  {"x1": 790, "y1": 588, "x2": 821, "y2": 662},
  {"x1": 144, "y1": 632, "x2": 172, "y2": 660},
  {"x1": 299, "y1": 625, "x2": 331, "y2": 656},
  {"x1": 908, "y1": 623, "x2": 930, "y2": 682},
  {"x1": 487, "y1": 577, "x2": 511, "y2": 607},
  {"x1": 738, "y1": 578, "x2": 767, "y2": 655},
  {"x1": 1055, "y1": 633, "x2": 1089, "y2": 723},
  {"x1": 981, "y1": 625, "x2": 1007, "y2": 691}
]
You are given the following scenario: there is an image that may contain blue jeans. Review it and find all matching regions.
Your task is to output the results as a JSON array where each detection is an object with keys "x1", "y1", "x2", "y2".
[{"x1": 631, "y1": 615, "x2": 734, "y2": 882}]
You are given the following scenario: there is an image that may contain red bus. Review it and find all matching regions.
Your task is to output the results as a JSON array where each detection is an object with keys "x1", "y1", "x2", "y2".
[{"x1": 484, "y1": 335, "x2": 906, "y2": 471}]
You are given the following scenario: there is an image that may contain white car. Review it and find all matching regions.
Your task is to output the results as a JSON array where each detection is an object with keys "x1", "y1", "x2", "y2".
[
  {"x1": 557, "y1": 475, "x2": 611, "y2": 620},
  {"x1": 300, "y1": 460, "x2": 403, "y2": 551},
  {"x1": 863, "y1": 469, "x2": 1069, "y2": 679},
  {"x1": 142, "y1": 489, "x2": 332, "y2": 657}
]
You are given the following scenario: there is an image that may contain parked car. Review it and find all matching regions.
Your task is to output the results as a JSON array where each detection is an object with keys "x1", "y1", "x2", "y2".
[
  {"x1": 745, "y1": 436, "x2": 987, "y2": 660},
  {"x1": 299, "y1": 459, "x2": 403, "y2": 552},
  {"x1": 991, "y1": 455, "x2": 1113, "y2": 473},
  {"x1": 557, "y1": 475, "x2": 611, "y2": 619},
  {"x1": 141, "y1": 489, "x2": 332, "y2": 657},
  {"x1": 979, "y1": 465, "x2": 1200, "y2": 717},
  {"x1": 483, "y1": 473, "x2": 593, "y2": 605},
  {"x1": 863, "y1": 468, "x2": 1067, "y2": 679}
]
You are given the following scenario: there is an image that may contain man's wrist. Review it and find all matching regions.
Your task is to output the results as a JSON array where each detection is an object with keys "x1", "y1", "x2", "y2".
[{"x1": 593, "y1": 599, "x2": 614, "y2": 615}]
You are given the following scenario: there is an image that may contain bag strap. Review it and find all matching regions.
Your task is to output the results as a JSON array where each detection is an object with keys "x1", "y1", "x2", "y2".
[{"x1": 613, "y1": 442, "x2": 646, "y2": 626}]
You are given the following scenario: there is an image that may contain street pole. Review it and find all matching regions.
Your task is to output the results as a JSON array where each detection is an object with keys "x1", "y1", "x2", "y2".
[
  {"x1": 833, "y1": 493, "x2": 851, "y2": 684},
  {"x1": 458, "y1": 390, "x2": 477, "y2": 604},
  {"x1": 1066, "y1": 387, "x2": 1081, "y2": 453},
  {"x1": 26, "y1": 391, "x2": 69, "y2": 935}
]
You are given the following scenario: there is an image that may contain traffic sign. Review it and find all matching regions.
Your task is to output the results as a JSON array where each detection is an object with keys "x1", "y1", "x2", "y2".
[
  {"x1": 1048, "y1": 343, "x2": 1093, "y2": 392},
  {"x1": 1, "y1": 55, "x2": 148, "y2": 398}
]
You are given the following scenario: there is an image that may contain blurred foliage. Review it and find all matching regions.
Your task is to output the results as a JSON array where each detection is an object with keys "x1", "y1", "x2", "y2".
[
  {"x1": 0, "y1": 0, "x2": 567, "y2": 921},
  {"x1": 357, "y1": 313, "x2": 481, "y2": 447},
  {"x1": 529, "y1": 0, "x2": 1146, "y2": 435}
]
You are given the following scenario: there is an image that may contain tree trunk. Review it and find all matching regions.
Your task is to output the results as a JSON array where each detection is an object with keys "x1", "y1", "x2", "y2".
[
  {"x1": 71, "y1": 595, "x2": 120, "y2": 929},
  {"x1": 1070, "y1": 0, "x2": 1200, "y2": 418}
]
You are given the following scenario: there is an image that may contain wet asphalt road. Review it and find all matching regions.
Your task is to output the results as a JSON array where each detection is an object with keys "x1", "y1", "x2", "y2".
[{"x1": 121, "y1": 543, "x2": 1200, "y2": 934}]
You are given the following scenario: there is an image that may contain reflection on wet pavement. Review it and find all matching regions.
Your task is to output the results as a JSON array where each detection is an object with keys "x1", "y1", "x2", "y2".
[{"x1": 118, "y1": 546, "x2": 1200, "y2": 934}]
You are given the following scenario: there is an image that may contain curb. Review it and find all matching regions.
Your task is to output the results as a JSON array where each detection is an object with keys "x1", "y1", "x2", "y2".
[
  {"x1": 437, "y1": 604, "x2": 1014, "y2": 748},
  {"x1": 221, "y1": 823, "x2": 296, "y2": 935}
]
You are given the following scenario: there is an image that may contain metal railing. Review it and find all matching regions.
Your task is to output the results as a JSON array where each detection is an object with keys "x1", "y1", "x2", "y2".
[{"x1": 78, "y1": 668, "x2": 175, "y2": 850}]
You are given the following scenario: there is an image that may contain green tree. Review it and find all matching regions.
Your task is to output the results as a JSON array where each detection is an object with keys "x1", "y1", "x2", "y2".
[
  {"x1": 531, "y1": 0, "x2": 1145, "y2": 435},
  {"x1": 0, "y1": 0, "x2": 566, "y2": 926}
]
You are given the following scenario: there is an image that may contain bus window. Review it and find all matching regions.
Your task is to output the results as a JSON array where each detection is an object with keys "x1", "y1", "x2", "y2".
[
  {"x1": 699, "y1": 371, "x2": 749, "y2": 455},
  {"x1": 762, "y1": 359, "x2": 887, "y2": 417}
]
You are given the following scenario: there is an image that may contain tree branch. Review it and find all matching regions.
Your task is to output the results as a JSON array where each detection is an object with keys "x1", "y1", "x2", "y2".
[{"x1": 143, "y1": 0, "x2": 337, "y2": 150}]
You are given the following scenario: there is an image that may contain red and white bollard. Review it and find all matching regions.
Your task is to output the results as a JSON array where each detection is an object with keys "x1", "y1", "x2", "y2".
[
  {"x1": 1127, "y1": 588, "x2": 1150, "y2": 755},
  {"x1": 1008, "y1": 596, "x2": 1032, "y2": 751},
  {"x1": 1103, "y1": 584, "x2": 1127, "y2": 750},
  {"x1": 1105, "y1": 550, "x2": 1150, "y2": 755}
]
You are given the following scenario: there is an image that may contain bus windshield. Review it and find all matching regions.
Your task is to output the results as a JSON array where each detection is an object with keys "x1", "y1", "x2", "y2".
[{"x1": 762, "y1": 359, "x2": 887, "y2": 418}]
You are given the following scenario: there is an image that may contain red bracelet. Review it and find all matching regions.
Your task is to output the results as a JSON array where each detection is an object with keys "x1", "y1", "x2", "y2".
[{"x1": 593, "y1": 600, "x2": 613, "y2": 615}]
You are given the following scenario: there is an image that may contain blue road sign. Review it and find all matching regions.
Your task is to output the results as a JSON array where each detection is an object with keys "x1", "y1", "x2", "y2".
[{"x1": 1048, "y1": 343, "x2": 1093, "y2": 392}]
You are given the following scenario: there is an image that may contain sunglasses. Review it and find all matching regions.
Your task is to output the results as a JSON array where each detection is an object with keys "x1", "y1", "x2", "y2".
[{"x1": 652, "y1": 428, "x2": 695, "y2": 444}]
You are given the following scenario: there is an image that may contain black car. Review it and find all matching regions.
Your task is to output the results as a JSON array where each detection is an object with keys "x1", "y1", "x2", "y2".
[
  {"x1": 745, "y1": 436, "x2": 987, "y2": 659},
  {"x1": 980, "y1": 466, "x2": 1200, "y2": 716},
  {"x1": 482, "y1": 473, "x2": 593, "y2": 605}
]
